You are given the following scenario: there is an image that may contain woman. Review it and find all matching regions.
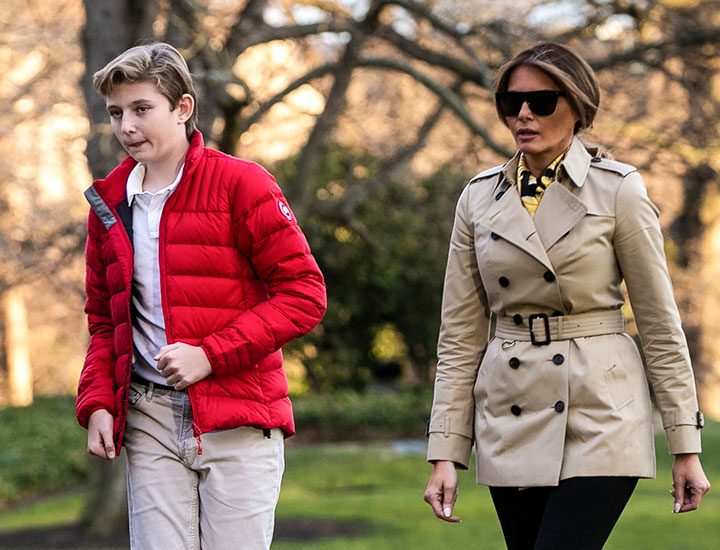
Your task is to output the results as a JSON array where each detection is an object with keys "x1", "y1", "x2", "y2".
[{"x1": 423, "y1": 43, "x2": 710, "y2": 549}]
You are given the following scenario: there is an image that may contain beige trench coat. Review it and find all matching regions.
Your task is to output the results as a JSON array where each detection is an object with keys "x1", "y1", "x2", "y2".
[{"x1": 427, "y1": 136, "x2": 702, "y2": 487}]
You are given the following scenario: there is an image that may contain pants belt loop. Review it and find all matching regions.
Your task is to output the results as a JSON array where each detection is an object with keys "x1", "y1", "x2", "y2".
[
  {"x1": 147, "y1": 381, "x2": 155, "y2": 402},
  {"x1": 556, "y1": 316, "x2": 563, "y2": 340}
]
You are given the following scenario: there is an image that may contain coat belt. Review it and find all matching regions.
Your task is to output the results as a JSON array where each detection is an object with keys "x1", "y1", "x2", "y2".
[{"x1": 495, "y1": 310, "x2": 625, "y2": 345}]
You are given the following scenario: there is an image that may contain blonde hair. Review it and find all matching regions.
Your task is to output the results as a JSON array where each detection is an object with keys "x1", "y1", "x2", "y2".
[
  {"x1": 93, "y1": 42, "x2": 198, "y2": 140},
  {"x1": 494, "y1": 43, "x2": 600, "y2": 134}
]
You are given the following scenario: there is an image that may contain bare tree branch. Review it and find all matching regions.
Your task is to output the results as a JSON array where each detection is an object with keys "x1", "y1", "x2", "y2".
[
  {"x1": 291, "y1": 41, "x2": 360, "y2": 218},
  {"x1": 239, "y1": 61, "x2": 339, "y2": 134},
  {"x1": 383, "y1": 0, "x2": 488, "y2": 66},
  {"x1": 317, "y1": 97, "x2": 449, "y2": 218},
  {"x1": 358, "y1": 56, "x2": 511, "y2": 157},
  {"x1": 375, "y1": 23, "x2": 492, "y2": 88},
  {"x1": 383, "y1": 0, "x2": 466, "y2": 39},
  {"x1": 591, "y1": 28, "x2": 720, "y2": 71}
]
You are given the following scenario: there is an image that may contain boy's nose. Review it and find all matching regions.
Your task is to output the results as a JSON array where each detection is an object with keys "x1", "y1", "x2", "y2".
[{"x1": 120, "y1": 116, "x2": 137, "y2": 134}]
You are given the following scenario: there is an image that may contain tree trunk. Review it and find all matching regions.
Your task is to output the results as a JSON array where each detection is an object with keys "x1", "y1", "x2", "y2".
[
  {"x1": 4, "y1": 286, "x2": 32, "y2": 407},
  {"x1": 79, "y1": 0, "x2": 159, "y2": 534},
  {"x1": 79, "y1": 458, "x2": 129, "y2": 536}
]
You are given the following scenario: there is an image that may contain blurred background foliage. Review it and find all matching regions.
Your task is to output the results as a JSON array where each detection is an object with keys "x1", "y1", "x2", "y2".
[
  {"x1": 3, "y1": 0, "x2": 720, "y2": 402},
  {"x1": 2, "y1": 0, "x2": 720, "y2": 541}
]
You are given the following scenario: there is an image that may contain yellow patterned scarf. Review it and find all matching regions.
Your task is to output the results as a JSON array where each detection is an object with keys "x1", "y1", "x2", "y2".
[{"x1": 517, "y1": 152, "x2": 566, "y2": 216}]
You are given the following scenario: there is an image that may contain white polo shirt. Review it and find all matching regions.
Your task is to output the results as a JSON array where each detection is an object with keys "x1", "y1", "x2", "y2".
[{"x1": 126, "y1": 163, "x2": 183, "y2": 384}]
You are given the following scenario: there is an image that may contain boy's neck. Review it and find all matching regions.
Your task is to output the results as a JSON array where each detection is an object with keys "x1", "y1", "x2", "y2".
[{"x1": 142, "y1": 141, "x2": 190, "y2": 193}]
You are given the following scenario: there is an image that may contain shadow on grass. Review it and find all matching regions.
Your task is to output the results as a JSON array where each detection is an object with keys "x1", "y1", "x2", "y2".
[{"x1": 0, "y1": 518, "x2": 372, "y2": 549}]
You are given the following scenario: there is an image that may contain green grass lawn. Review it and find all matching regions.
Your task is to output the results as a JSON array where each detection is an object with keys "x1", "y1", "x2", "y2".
[
  {"x1": 1, "y1": 421, "x2": 718, "y2": 549},
  {"x1": 273, "y1": 422, "x2": 720, "y2": 550}
]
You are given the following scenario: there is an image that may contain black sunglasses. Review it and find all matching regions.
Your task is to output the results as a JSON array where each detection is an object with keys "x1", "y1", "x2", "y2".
[{"x1": 495, "y1": 90, "x2": 566, "y2": 117}]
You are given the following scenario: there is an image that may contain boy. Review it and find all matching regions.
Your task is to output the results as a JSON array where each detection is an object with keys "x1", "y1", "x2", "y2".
[{"x1": 76, "y1": 43, "x2": 326, "y2": 550}]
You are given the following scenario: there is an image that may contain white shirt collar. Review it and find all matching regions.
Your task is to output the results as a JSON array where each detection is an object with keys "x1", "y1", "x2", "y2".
[{"x1": 127, "y1": 163, "x2": 185, "y2": 205}]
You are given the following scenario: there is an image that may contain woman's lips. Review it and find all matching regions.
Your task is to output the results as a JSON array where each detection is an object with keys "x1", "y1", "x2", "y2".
[{"x1": 516, "y1": 129, "x2": 539, "y2": 141}]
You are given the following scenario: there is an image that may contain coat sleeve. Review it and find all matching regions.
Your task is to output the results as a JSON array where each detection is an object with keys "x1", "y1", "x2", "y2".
[
  {"x1": 199, "y1": 163, "x2": 327, "y2": 377},
  {"x1": 613, "y1": 171, "x2": 702, "y2": 455},
  {"x1": 76, "y1": 211, "x2": 117, "y2": 429},
  {"x1": 427, "y1": 184, "x2": 490, "y2": 468}
]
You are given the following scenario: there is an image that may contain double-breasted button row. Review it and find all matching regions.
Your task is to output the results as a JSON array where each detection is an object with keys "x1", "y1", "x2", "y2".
[
  {"x1": 509, "y1": 357, "x2": 520, "y2": 369},
  {"x1": 498, "y1": 271, "x2": 555, "y2": 290},
  {"x1": 552, "y1": 354, "x2": 565, "y2": 365},
  {"x1": 510, "y1": 401, "x2": 565, "y2": 416}
]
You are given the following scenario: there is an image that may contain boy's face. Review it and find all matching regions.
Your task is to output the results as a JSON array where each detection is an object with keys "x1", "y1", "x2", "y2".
[{"x1": 105, "y1": 81, "x2": 192, "y2": 168}]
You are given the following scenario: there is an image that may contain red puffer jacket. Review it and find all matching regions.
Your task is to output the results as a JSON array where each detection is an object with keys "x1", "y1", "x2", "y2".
[{"x1": 76, "y1": 132, "x2": 326, "y2": 450}]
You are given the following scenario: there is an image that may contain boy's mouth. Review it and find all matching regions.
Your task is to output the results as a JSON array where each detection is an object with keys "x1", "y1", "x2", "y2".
[{"x1": 127, "y1": 140, "x2": 147, "y2": 149}]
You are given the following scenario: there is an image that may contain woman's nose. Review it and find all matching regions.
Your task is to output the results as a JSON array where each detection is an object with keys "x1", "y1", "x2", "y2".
[{"x1": 517, "y1": 101, "x2": 533, "y2": 119}]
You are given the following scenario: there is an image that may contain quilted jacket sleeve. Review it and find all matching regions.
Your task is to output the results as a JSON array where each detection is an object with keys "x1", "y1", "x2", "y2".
[
  {"x1": 200, "y1": 162, "x2": 327, "y2": 377},
  {"x1": 76, "y1": 210, "x2": 117, "y2": 428}
]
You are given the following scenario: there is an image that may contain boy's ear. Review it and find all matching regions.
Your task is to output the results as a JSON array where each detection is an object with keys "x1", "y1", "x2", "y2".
[{"x1": 176, "y1": 93, "x2": 194, "y2": 124}]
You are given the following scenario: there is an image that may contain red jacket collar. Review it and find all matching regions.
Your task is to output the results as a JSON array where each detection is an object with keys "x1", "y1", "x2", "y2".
[{"x1": 91, "y1": 131, "x2": 205, "y2": 207}]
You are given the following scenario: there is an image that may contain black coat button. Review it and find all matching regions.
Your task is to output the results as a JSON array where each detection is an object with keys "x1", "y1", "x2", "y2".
[
  {"x1": 511, "y1": 405, "x2": 522, "y2": 416},
  {"x1": 551, "y1": 311, "x2": 563, "y2": 317},
  {"x1": 591, "y1": 157, "x2": 602, "y2": 163},
  {"x1": 509, "y1": 357, "x2": 520, "y2": 369},
  {"x1": 499, "y1": 276, "x2": 510, "y2": 288},
  {"x1": 512, "y1": 313, "x2": 523, "y2": 325},
  {"x1": 543, "y1": 271, "x2": 556, "y2": 282},
  {"x1": 491, "y1": 232, "x2": 500, "y2": 240},
  {"x1": 552, "y1": 354, "x2": 565, "y2": 365},
  {"x1": 554, "y1": 400, "x2": 565, "y2": 413}
]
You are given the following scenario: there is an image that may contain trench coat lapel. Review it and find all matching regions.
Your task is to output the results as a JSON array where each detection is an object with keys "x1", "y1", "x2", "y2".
[
  {"x1": 532, "y1": 137, "x2": 591, "y2": 251},
  {"x1": 478, "y1": 180, "x2": 555, "y2": 273},
  {"x1": 533, "y1": 181, "x2": 587, "y2": 250}
]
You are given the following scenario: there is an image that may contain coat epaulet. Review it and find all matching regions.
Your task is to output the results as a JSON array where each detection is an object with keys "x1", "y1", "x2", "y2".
[
  {"x1": 588, "y1": 158, "x2": 636, "y2": 177},
  {"x1": 469, "y1": 164, "x2": 505, "y2": 184}
]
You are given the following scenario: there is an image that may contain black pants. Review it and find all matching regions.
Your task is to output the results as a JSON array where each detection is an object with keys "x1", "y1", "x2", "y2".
[{"x1": 489, "y1": 476, "x2": 638, "y2": 550}]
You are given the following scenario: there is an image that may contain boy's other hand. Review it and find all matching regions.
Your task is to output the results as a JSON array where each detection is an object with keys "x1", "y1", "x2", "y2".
[
  {"x1": 155, "y1": 343, "x2": 212, "y2": 390},
  {"x1": 88, "y1": 409, "x2": 116, "y2": 460}
]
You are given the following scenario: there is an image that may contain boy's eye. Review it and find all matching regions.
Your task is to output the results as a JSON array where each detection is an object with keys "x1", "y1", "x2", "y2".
[
  {"x1": 137, "y1": 105, "x2": 149, "y2": 113},
  {"x1": 108, "y1": 110, "x2": 121, "y2": 118}
]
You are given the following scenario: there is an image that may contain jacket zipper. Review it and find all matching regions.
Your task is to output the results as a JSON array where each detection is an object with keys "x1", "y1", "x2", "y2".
[
  {"x1": 114, "y1": 203, "x2": 136, "y2": 449},
  {"x1": 157, "y1": 167, "x2": 204, "y2": 455}
]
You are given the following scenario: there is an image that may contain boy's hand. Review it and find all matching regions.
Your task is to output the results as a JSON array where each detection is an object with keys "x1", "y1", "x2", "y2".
[
  {"x1": 155, "y1": 342, "x2": 212, "y2": 390},
  {"x1": 87, "y1": 409, "x2": 116, "y2": 460}
]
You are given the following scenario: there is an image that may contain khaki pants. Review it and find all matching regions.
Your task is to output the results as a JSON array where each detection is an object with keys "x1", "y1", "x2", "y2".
[{"x1": 124, "y1": 381, "x2": 284, "y2": 550}]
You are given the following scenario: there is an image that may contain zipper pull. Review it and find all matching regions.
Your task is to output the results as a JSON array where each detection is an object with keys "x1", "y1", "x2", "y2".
[{"x1": 192, "y1": 422, "x2": 203, "y2": 455}]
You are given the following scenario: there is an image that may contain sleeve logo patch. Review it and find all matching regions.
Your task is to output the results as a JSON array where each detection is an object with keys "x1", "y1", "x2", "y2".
[{"x1": 278, "y1": 200, "x2": 293, "y2": 221}]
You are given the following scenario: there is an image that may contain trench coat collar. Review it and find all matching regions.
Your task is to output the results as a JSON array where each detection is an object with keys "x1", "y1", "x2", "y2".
[
  {"x1": 478, "y1": 170, "x2": 555, "y2": 273},
  {"x1": 481, "y1": 136, "x2": 591, "y2": 261},
  {"x1": 534, "y1": 136, "x2": 590, "y2": 249}
]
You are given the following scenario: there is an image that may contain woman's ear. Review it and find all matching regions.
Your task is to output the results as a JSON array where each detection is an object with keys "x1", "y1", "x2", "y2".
[{"x1": 176, "y1": 93, "x2": 194, "y2": 124}]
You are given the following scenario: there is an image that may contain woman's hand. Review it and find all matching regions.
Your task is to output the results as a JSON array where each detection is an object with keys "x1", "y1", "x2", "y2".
[
  {"x1": 424, "y1": 460, "x2": 461, "y2": 522},
  {"x1": 671, "y1": 453, "x2": 710, "y2": 513}
]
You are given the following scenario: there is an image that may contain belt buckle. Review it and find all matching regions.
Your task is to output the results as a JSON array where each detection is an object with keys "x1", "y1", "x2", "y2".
[{"x1": 528, "y1": 313, "x2": 550, "y2": 346}]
